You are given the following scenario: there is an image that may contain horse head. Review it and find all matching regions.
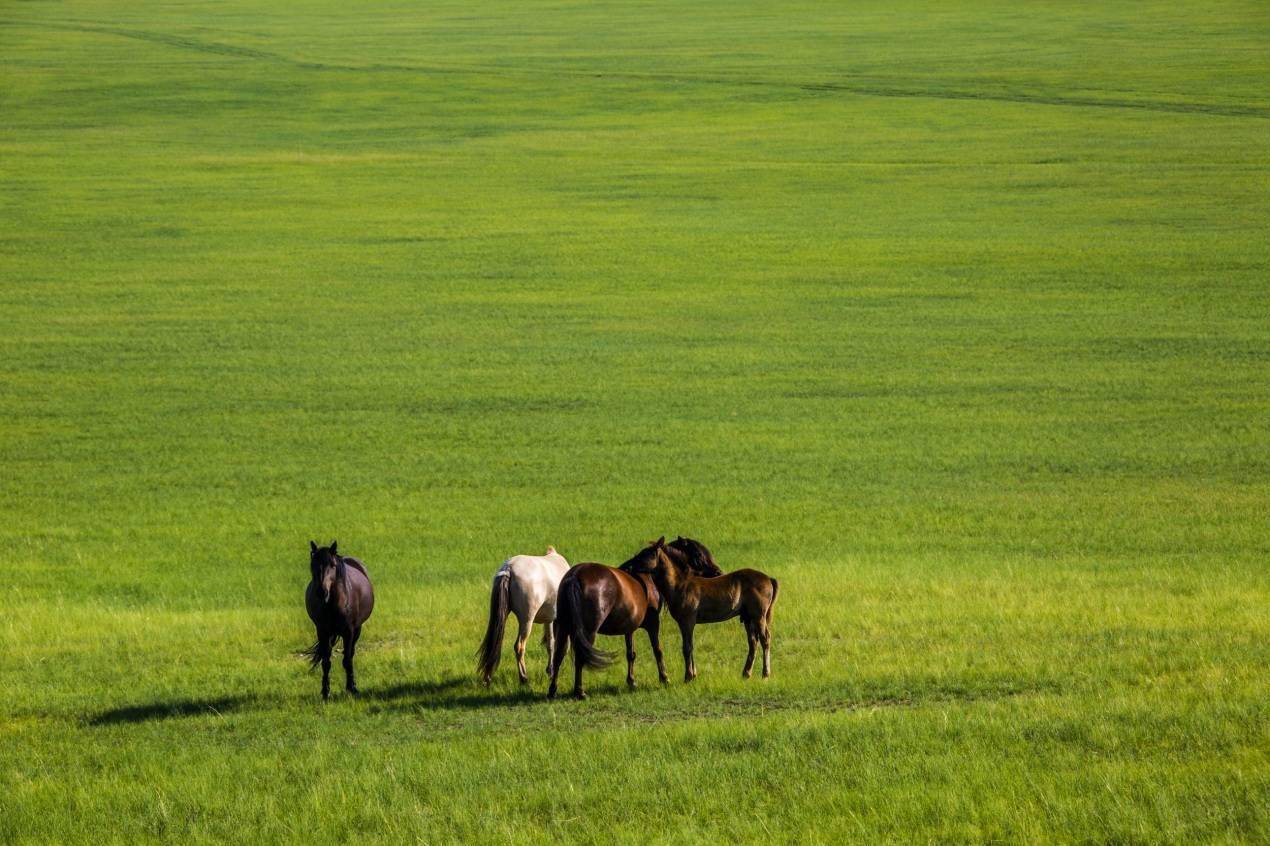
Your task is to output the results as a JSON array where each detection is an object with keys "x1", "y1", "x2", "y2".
[
  {"x1": 620, "y1": 536, "x2": 668, "y2": 575},
  {"x1": 669, "y1": 536, "x2": 723, "y2": 576},
  {"x1": 309, "y1": 540, "x2": 344, "y2": 604}
]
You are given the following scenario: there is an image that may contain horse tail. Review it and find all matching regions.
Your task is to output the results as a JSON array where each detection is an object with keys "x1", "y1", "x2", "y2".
[
  {"x1": 303, "y1": 634, "x2": 336, "y2": 668},
  {"x1": 766, "y1": 577, "x2": 779, "y2": 626},
  {"x1": 561, "y1": 576, "x2": 612, "y2": 669},
  {"x1": 476, "y1": 570, "x2": 511, "y2": 683}
]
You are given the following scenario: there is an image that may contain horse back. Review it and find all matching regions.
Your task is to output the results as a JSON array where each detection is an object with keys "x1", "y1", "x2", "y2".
[
  {"x1": 342, "y1": 556, "x2": 370, "y2": 580},
  {"x1": 567, "y1": 563, "x2": 653, "y2": 633},
  {"x1": 727, "y1": 568, "x2": 776, "y2": 596},
  {"x1": 506, "y1": 553, "x2": 569, "y2": 591}
]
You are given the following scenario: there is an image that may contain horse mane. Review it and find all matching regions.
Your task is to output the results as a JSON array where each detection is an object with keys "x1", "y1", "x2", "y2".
[{"x1": 669, "y1": 537, "x2": 723, "y2": 577}]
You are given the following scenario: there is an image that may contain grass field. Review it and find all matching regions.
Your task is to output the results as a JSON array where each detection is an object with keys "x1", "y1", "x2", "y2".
[{"x1": 2, "y1": 1, "x2": 1269, "y2": 842}]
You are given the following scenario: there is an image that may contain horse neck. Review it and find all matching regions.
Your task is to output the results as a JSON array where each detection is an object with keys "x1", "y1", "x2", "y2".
[
  {"x1": 633, "y1": 572, "x2": 661, "y2": 611},
  {"x1": 674, "y1": 546, "x2": 709, "y2": 578},
  {"x1": 329, "y1": 559, "x2": 352, "y2": 610},
  {"x1": 655, "y1": 558, "x2": 686, "y2": 594}
]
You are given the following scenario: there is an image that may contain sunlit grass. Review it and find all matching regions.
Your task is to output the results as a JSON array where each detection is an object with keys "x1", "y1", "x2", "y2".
[{"x1": 1, "y1": 0, "x2": 1268, "y2": 842}]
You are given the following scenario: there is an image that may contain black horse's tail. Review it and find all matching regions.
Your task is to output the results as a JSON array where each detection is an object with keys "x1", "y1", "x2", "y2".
[
  {"x1": 303, "y1": 634, "x2": 336, "y2": 668},
  {"x1": 767, "y1": 577, "x2": 779, "y2": 625},
  {"x1": 477, "y1": 570, "x2": 511, "y2": 683},
  {"x1": 560, "y1": 576, "x2": 612, "y2": 669}
]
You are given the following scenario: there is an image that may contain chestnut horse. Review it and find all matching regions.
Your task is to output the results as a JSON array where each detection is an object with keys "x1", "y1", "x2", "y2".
[
  {"x1": 635, "y1": 537, "x2": 778, "y2": 681},
  {"x1": 304, "y1": 541, "x2": 374, "y2": 700},
  {"x1": 548, "y1": 545, "x2": 670, "y2": 700}
]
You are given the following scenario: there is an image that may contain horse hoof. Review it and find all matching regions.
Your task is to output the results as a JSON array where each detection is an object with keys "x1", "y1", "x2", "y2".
[
  {"x1": 659, "y1": 676, "x2": 669, "y2": 685},
  {"x1": 547, "y1": 687, "x2": 558, "y2": 700},
  {"x1": 627, "y1": 680, "x2": 637, "y2": 689},
  {"x1": 347, "y1": 686, "x2": 359, "y2": 695},
  {"x1": 574, "y1": 690, "x2": 588, "y2": 701},
  {"x1": 742, "y1": 671, "x2": 752, "y2": 679}
]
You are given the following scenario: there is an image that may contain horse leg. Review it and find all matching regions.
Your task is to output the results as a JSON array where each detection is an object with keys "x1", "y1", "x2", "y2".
[
  {"x1": 679, "y1": 616, "x2": 698, "y2": 682},
  {"x1": 572, "y1": 618, "x2": 602, "y2": 700},
  {"x1": 757, "y1": 615, "x2": 772, "y2": 678},
  {"x1": 572, "y1": 635, "x2": 587, "y2": 700},
  {"x1": 625, "y1": 633, "x2": 637, "y2": 689},
  {"x1": 741, "y1": 615, "x2": 758, "y2": 679},
  {"x1": 547, "y1": 620, "x2": 568, "y2": 699},
  {"x1": 547, "y1": 623, "x2": 570, "y2": 677},
  {"x1": 513, "y1": 612, "x2": 531, "y2": 685},
  {"x1": 542, "y1": 622, "x2": 555, "y2": 677},
  {"x1": 342, "y1": 628, "x2": 360, "y2": 694},
  {"x1": 319, "y1": 634, "x2": 333, "y2": 700},
  {"x1": 647, "y1": 619, "x2": 669, "y2": 684}
]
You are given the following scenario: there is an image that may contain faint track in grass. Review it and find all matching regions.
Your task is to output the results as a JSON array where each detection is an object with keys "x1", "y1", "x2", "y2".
[{"x1": 5, "y1": 18, "x2": 1269, "y2": 120}]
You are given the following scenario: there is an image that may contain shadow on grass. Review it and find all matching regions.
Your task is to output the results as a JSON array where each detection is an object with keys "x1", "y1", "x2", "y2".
[
  {"x1": 84, "y1": 676, "x2": 1063, "y2": 725},
  {"x1": 88, "y1": 695, "x2": 261, "y2": 726},
  {"x1": 84, "y1": 676, "x2": 522, "y2": 724},
  {"x1": 362, "y1": 675, "x2": 546, "y2": 711}
]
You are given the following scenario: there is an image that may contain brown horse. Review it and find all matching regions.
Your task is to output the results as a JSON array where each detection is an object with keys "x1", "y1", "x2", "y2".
[
  {"x1": 305, "y1": 541, "x2": 374, "y2": 700},
  {"x1": 548, "y1": 545, "x2": 670, "y2": 700},
  {"x1": 635, "y1": 537, "x2": 778, "y2": 681},
  {"x1": 665, "y1": 535, "x2": 723, "y2": 577}
]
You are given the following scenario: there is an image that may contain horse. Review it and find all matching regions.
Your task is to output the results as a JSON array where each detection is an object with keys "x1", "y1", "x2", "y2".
[
  {"x1": 665, "y1": 535, "x2": 723, "y2": 577},
  {"x1": 304, "y1": 540, "x2": 374, "y2": 700},
  {"x1": 547, "y1": 544, "x2": 670, "y2": 700},
  {"x1": 476, "y1": 546, "x2": 571, "y2": 685},
  {"x1": 633, "y1": 537, "x2": 778, "y2": 681}
]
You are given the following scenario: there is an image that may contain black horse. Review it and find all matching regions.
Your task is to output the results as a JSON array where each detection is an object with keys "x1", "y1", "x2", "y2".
[{"x1": 305, "y1": 541, "x2": 374, "y2": 699}]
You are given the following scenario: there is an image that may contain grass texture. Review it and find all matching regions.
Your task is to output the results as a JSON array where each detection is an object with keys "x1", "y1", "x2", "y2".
[{"x1": 1, "y1": 1, "x2": 1268, "y2": 842}]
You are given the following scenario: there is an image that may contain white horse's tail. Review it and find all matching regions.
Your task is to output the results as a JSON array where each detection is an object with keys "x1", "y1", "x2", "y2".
[{"x1": 477, "y1": 570, "x2": 511, "y2": 684}]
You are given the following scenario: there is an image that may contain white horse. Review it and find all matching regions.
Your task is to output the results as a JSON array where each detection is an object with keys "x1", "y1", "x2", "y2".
[{"x1": 477, "y1": 546, "x2": 571, "y2": 685}]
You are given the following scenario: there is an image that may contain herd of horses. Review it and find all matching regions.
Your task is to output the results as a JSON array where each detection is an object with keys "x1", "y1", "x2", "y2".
[{"x1": 305, "y1": 537, "x2": 778, "y2": 700}]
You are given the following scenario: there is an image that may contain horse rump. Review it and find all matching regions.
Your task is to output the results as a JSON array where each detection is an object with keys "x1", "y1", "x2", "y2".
[{"x1": 559, "y1": 577, "x2": 613, "y2": 669}]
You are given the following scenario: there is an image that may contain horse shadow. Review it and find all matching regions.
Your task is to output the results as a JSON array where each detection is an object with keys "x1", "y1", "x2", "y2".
[
  {"x1": 88, "y1": 694, "x2": 263, "y2": 726},
  {"x1": 86, "y1": 674, "x2": 551, "y2": 725},
  {"x1": 361, "y1": 675, "x2": 546, "y2": 711}
]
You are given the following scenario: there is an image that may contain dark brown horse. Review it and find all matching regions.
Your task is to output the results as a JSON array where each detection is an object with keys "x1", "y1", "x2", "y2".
[
  {"x1": 548, "y1": 545, "x2": 670, "y2": 700},
  {"x1": 305, "y1": 541, "x2": 374, "y2": 700},
  {"x1": 634, "y1": 537, "x2": 778, "y2": 681},
  {"x1": 665, "y1": 535, "x2": 723, "y2": 577}
]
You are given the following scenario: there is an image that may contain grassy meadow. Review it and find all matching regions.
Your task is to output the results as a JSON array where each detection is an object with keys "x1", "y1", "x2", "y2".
[{"x1": 2, "y1": 0, "x2": 1268, "y2": 841}]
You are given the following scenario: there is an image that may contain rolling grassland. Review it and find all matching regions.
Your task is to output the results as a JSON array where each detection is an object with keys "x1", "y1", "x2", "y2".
[{"x1": 1, "y1": 1, "x2": 1267, "y2": 842}]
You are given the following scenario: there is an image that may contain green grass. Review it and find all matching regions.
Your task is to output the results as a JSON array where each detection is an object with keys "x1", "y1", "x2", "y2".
[{"x1": 2, "y1": 0, "x2": 1269, "y2": 842}]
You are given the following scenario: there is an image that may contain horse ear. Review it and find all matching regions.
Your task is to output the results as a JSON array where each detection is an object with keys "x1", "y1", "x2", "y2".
[
  {"x1": 310, "y1": 540, "x2": 318, "y2": 554},
  {"x1": 330, "y1": 540, "x2": 338, "y2": 555},
  {"x1": 656, "y1": 536, "x2": 666, "y2": 548}
]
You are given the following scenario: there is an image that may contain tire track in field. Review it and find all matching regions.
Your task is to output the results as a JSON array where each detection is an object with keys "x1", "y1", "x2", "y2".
[{"x1": 6, "y1": 18, "x2": 1269, "y2": 120}]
